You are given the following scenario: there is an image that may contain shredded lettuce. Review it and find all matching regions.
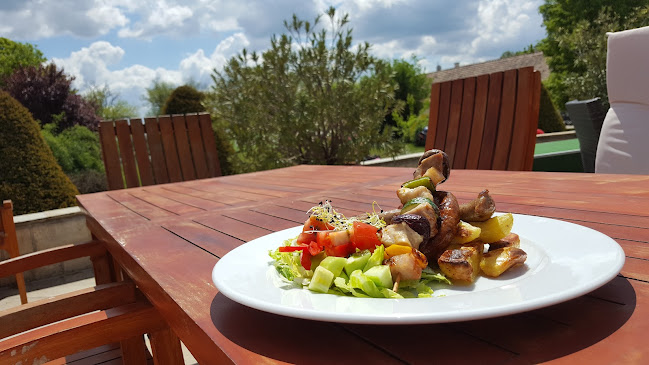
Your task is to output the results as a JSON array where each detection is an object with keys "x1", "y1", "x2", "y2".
[{"x1": 268, "y1": 238, "x2": 312, "y2": 283}]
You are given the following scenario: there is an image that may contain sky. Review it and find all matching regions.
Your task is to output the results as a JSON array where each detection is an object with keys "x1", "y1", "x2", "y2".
[{"x1": 0, "y1": 0, "x2": 546, "y2": 116}]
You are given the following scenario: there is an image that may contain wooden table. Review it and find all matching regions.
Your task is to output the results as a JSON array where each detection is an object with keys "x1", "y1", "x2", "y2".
[{"x1": 77, "y1": 166, "x2": 649, "y2": 364}]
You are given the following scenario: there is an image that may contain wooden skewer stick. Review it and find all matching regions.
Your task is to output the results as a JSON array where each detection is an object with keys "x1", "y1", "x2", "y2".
[{"x1": 393, "y1": 273, "x2": 401, "y2": 292}]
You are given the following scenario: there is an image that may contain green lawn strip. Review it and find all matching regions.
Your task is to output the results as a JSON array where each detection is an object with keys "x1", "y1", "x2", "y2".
[{"x1": 534, "y1": 139, "x2": 580, "y2": 155}]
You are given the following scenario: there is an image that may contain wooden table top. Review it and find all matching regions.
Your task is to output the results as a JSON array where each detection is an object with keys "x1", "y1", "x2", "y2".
[{"x1": 77, "y1": 165, "x2": 649, "y2": 365}]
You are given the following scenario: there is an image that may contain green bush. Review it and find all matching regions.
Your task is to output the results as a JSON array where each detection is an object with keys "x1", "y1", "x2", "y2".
[
  {"x1": 68, "y1": 170, "x2": 107, "y2": 194},
  {"x1": 41, "y1": 120, "x2": 104, "y2": 174},
  {"x1": 538, "y1": 83, "x2": 566, "y2": 133},
  {"x1": 0, "y1": 91, "x2": 79, "y2": 214},
  {"x1": 395, "y1": 95, "x2": 429, "y2": 145}
]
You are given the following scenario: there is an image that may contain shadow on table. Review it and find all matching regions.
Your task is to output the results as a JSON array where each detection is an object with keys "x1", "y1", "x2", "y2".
[{"x1": 210, "y1": 276, "x2": 636, "y2": 364}]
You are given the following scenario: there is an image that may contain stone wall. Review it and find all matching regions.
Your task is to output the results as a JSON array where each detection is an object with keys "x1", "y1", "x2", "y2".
[{"x1": 0, "y1": 206, "x2": 92, "y2": 288}]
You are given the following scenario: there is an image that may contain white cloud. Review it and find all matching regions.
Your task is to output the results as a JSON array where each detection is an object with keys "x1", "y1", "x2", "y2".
[
  {"x1": 470, "y1": 0, "x2": 544, "y2": 55},
  {"x1": 52, "y1": 35, "x2": 249, "y2": 115},
  {"x1": 118, "y1": 2, "x2": 194, "y2": 39}
]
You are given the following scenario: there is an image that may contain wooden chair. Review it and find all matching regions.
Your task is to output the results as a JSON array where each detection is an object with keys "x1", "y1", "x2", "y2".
[
  {"x1": 565, "y1": 98, "x2": 606, "y2": 173},
  {"x1": 0, "y1": 200, "x2": 183, "y2": 364},
  {"x1": 99, "y1": 112, "x2": 221, "y2": 190},
  {"x1": 0, "y1": 200, "x2": 27, "y2": 305},
  {"x1": 425, "y1": 66, "x2": 542, "y2": 170}
]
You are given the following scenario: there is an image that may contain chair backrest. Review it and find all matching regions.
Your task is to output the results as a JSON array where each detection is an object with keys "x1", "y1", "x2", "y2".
[
  {"x1": 0, "y1": 200, "x2": 27, "y2": 304},
  {"x1": 425, "y1": 66, "x2": 541, "y2": 171},
  {"x1": 595, "y1": 25, "x2": 649, "y2": 174},
  {"x1": 99, "y1": 112, "x2": 222, "y2": 190},
  {"x1": 565, "y1": 98, "x2": 606, "y2": 173}
]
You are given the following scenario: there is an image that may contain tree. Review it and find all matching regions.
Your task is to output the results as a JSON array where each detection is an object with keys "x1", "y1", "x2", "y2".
[
  {"x1": 162, "y1": 85, "x2": 205, "y2": 114},
  {"x1": 500, "y1": 44, "x2": 536, "y2": 59},
  {"x1": 0, "y1": 38, "x2": 46, "y2": 82},
  {"x1": 2, "y1": 63, "x2": 100, "y2": 131},
  {"x1": 209, "y1": 7, "x2": 400, "y2": 172},
  {"x1": 537, "y1": 0, "x2": 649, "y2": 108},
  {"x1": 384, "y1": 56, "x2": 430, "y2": 133},
  {"x1": 0, "y1": 91, "x2": 79, "y2": 215},
  {"x1": 84, "y1": 84, "x2": 138, "y2": 120},
  {"x1": 546, "y1": 5, "x2": 649, "y2": 109},
  {"x1": 144, "y1": 79, "x2": 176, "y2": 116},
  {"x1": 538, "y1": 0, "x2": 647, "y2": 74}
]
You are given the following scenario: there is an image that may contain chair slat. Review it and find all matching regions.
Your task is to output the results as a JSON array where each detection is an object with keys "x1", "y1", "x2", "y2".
[
  {"x1": 158, "y1": 115, "x2": 183, "y2": 183},
  {"x1": 478, "y1": 72, "x2": 503, "y2": 169},
  {"x1": 523, "y1": 70, "x2": 542, "y2": 171},
  {"x1": 144, "y1": 117, "x2": 170, "y2": 185},
  {"x1": 186, "y1": 113, "x2": 210, "y2": 179},
  {"x1": 199, "y1": 113, "x2": 222, "y2": 177},
  {"x1": 506, "y1": 67, "x2": 533, "y2": 170},
  {"x1": 454, "y1": 77, "x2": 477, "y2": 169},
  {"x1": 0, "y1": 200, "x2": 27, "y2": 305},
  {"x1": 0, "y1": 241, "x2": 106, "y2": 277},
  {"x1": 130, "y1": 119, "x2": 155, "y2": 186},
  {"x1": 465, "y1": 74, "x2": 489, "y2": 169},
  {"x1": 425, "y1": 83, "x2": 442, "y2": 151},
  {"x1": 0, "y1": 282, "x2": 135, "y2": 339},
  {"x1": 171, "y1": 114, "x2": 197, "y2": 181},
  {"x1": 492, "y1": 69, "x2": 518, "y2": 170},
  {"x1": 99, "y1": 121, "x2": 124, "y2": 190},
  {"x1": 434, "y1": 81, "x2": 452, "y2": 150},
  {"x1": 445, "y1": 79, "x2": 464, "y2": 166},
  {"x1": 115, "y1": 120, "x2": 139, "y2": 188}
]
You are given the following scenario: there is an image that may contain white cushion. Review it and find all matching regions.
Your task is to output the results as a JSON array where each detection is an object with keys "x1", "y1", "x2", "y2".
[
  {"x1": 595, "y1": 26, "x2": 649, "y2": 174},
  {"x1": 596, "y1": 103, "x2": 649, "y2": 174}
]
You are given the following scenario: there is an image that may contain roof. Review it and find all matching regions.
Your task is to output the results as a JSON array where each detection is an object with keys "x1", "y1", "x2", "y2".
[{"x1": 426, "y1": 52, "x2": 550, "y2": 83}]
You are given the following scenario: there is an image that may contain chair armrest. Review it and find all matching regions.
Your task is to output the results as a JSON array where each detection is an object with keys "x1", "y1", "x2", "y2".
[
  {"x1": 0, "y1": 281, "x2": 136, "y2": 338},
  {"x1": 0, "y1": 240, "x2": 106, "y2": 278}
]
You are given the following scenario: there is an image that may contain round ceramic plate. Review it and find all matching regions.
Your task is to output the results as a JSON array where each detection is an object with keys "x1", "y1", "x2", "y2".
[{"x1": 212, "y1": 214, "x2": 625, "y2": 324}]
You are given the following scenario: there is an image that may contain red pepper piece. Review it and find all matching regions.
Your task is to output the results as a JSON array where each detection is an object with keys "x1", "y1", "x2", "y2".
[
  {"x1": 300, "y1": 250, "x2": 312, "y2": 270},
  {"x1": 278, "y1": 245, "x2": 307, "y2": 252}
]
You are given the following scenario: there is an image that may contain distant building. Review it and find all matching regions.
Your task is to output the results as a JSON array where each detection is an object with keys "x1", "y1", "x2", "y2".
[{"x1": 427, "y1": 52, "x2": 550, "y2": 83}]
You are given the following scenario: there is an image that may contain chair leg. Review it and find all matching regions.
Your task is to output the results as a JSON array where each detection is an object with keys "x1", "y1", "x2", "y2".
[
  {"x1": 91, "y1": 252, "x2": 116, "y2": 285},
  {"x1": 15, "y1": 272, "x2": 27, "y2": 304},
  {"x1": 121, "y1": 336, "x2": 148, "y2": 364},
  {"x1": 149, "y1": 326, "x2": 184, "y2": 365}
]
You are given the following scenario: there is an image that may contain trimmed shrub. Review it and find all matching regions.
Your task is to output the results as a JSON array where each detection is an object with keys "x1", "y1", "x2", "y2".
[
  {"x1": 162, "y1": 85, "x2": 205, "y2": 115},
  {"x1": 0, "y1": 91, "x2": 79, "y2": 215},
  {"x1": 538, "y1": 83, "x2": 566, "y2": 133},
  {"x1": 163, "y1": 85, "x2": 235, "y2": 175}
]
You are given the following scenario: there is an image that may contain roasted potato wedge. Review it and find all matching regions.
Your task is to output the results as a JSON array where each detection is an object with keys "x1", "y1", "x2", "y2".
[
  {"x1": 470, "y1": 213, "x2": 513, "y2": 243},
  {"x1": 488, "y1": 233, "x2": 520, "y2": 251},
  {"x1": 447, "y1": 240, "x2": 485, "y2": 254},
  {"x1": 480, "y1": 247, "x2": 527, "y2": 277},
  {"x1": 451, "y1": 221, "x2": 481, "y2": 244},
  {"x1": 437, "y1": 246, "x2": 482, "y2": 283}
]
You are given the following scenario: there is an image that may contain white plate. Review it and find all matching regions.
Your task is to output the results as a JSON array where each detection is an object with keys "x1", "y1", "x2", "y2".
[{"x1": 212, "y1": 214, "x2": 625, "y2": 324}]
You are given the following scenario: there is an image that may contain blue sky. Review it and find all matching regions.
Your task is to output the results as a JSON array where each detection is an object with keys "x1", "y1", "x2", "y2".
[{"x1": 0, "y1": 0, "x2": 546, "y2": 115}]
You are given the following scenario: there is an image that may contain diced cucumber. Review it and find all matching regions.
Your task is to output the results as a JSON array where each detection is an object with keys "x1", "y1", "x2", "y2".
[
  {"x1": 349, "y1": 270, "x2": 382, "y2": 297},
  {"x1": 319, "y1": 256, "x2": 347, "y2": 277},
  {"x1": 310, "y1": 252, "x2": 326, "y2": 270},
  {"x1": 363, "y1": 244, "x2": 385, "y2": 272},
  {"x1": 401, "y1": 176, "x2": 436, "y2": 192},
  {"x1": 344, "y1": 250, "x2": 371, "y2": 276},
  {"x1": 364, "y1": 265, "x2": 393, "y2": 288},
  {"x1": 308, "y1": 266, "x2": 335, "y2": 293}
]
